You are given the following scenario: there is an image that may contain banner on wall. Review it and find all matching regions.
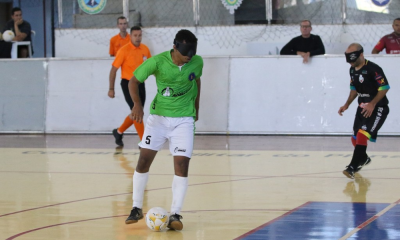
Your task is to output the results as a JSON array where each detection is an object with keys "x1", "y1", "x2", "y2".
[
  {"x1": 221, "y1": 0, "x2": 243, "y2": 14},
  {"x1": 77, "y1": 0, "x2": 107, "y2": 15}
]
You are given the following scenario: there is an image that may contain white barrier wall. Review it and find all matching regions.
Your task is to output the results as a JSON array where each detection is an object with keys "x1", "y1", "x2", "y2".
[
  {"x1": 0, "y1": 60, "x2": 47, "y2": 132},
  {"x1": 1, "y1": 55, "x2": 399, "y2": 135}
]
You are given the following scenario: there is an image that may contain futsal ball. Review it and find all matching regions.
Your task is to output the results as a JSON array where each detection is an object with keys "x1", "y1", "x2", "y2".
[
  {"x1": 145, "y1": 207, "x2": 169, "y2": 231},
  {"x1": 2, "y1": 30, "x2": 15, "y2": 42}
]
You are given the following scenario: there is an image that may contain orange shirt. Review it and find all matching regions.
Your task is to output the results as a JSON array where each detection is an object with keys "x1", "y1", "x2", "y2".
[
  {"x1": 112, "y1": 42, "x2": 151, "y2": 80},
  {"x1": 109, "y1": 33, "x2": 130, "y2": 56}
]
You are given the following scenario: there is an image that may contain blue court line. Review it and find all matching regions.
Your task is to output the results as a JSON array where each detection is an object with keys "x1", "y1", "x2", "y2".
[{"x1": 236, "y1": 202, "x2": 400, "y2": 240}]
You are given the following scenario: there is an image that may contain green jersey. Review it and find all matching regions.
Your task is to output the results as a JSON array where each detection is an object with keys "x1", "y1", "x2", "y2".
[{"x1": 134, "y1": 50, "x2": 203, "y2": 117}]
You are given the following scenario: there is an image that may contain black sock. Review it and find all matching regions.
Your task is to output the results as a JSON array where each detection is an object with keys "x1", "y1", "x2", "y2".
[{"x1": 349, "y1": 145, "x2": 367, "y2": 169}]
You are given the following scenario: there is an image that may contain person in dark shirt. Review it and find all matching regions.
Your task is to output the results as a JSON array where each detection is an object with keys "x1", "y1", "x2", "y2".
[
  {"x1": 2, "y1": 7, "x2": 32, "y2": 58},
  {"x1": 280, "y1": 20, "x2": 325, "y2": 63},
  {"x1": 338, "y1": 43, "x2": 390, "y2": 179}
]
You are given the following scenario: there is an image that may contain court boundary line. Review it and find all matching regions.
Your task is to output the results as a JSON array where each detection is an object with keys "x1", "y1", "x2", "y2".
[
  {"x1": 338, "y1": 198, "x2": 400, "y2": 239},
  {"x1": 0, "y1": 169, "x2": 394, "y2": 219},
  {"x1": 4, "y1": 215, "x2": 127, "y2": 240},
  {"x1": 4, "y1": 208, "x2": 297, "y2": 240},
  {"x1": 233, "y1": 201, "x2": 312, "y2": 240}
]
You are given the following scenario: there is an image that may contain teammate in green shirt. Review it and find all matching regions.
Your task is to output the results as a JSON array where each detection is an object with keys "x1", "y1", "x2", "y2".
[{"x1": 125, "y1": 29, "x2": 203, "y2": 231}]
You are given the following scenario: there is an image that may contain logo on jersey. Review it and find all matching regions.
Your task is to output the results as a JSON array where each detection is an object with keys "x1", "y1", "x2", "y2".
[
  {"x1": 359, "y1": 75, "x2": 364, "y2": 83},
  {"x1": 188, "y1": 73, "x2": 196, "y2": 81},
  {"x1": 375, "y1": 72, "x2": 385, "y2": 85},
  {"x1": 362, "y1": 70, "x2": 367, "y2": 74},
  {"x1": 361, "y1": 125, "x2": 367, "y2": 130},
  {"x1": 161, "y1": 87, "x2": 174, "y2": 97},
  {"x1": 371, "y1": 0, "x2": 391, "y2": 7},
  {"x1": 375, "y1": 72, "x2": 382, "y2": 80},
  {"x1": 161, "y1": 86, "x2": 191, "y2": 97},
  {"x1": 376, "y1": 78, "x2": 385, "y2": 86},
  {"x1": 143, "y1": 55, "x2": 147, "y2": 61},
  {"x1": 77, "y1": 0, "x2": 107, "y2": 14}
]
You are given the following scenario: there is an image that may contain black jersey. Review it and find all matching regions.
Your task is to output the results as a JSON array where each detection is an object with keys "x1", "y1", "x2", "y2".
[
  {"x1": 2, "y1": 20, "x2": 32, "y2": 42},
  {"x1": 349, "y1": 59, "x2": 390, "y2": 107}
]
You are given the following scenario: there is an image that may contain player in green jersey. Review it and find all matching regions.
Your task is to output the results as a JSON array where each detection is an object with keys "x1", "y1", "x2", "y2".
[{"x1": 125, "y1": 29, "x2": 203, "y2": 231}]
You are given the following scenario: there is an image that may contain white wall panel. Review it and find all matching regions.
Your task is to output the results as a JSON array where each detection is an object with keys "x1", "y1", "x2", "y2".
[
  {"x1": 2, "y1": 55, "x2": 397, "y2": 135},
  {"x1": 0, "y1": 60, "x2": 47, "y2": 132},
  {"x1": 46, "y1": 59, "x2": 129, "y2": 133},
  {"x1": 229, "y1": 55, "x2": 399, "y2": 135},
  {"x1": 195, "y1": 57, "x2": 230, "y2": 133}
]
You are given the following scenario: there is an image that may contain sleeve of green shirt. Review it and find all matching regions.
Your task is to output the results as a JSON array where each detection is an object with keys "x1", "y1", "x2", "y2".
[
  {"x1": 133, "y1": 57, "x2": 157, "y2": 83},
  {"x1": 195, "y1": 56, "x2": 204, "y2": 79}
]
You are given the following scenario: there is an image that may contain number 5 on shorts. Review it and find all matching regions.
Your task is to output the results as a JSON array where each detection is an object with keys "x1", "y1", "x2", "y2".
[{"x1": 145, "y1": 136, "x2": 151, "y2": 144}]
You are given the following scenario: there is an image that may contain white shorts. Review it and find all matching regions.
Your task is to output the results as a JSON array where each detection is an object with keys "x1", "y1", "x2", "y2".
[{"x1": 138, "y1": 114, "x2": 195, "y2": 158}]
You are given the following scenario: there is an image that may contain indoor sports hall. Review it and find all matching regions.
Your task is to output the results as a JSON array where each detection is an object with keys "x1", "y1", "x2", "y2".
[{"x1": 1, "y1": 0, "x2": 400, "y2": 239}]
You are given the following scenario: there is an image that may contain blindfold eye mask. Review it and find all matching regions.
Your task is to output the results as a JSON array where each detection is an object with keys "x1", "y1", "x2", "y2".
[
  {"x1": 345, "y1": 48, "x2": 363, "y2": 63},
  {"x1": 174, "y1": 40, "x2": 197, "y2": 57}
]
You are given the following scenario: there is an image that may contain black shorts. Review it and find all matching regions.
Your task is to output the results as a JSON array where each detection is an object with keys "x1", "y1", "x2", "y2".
[
  {"x1": 352, "y1": 105, "x2": 389, "y2": 142},
  {"x1": 120, "y1": 79, "x2": 145, "y2": 109}
]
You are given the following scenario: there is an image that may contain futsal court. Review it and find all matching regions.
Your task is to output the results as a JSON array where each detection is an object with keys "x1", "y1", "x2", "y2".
[{"x1": 1, "y1": 134, "x2": 400, "y2": 240}]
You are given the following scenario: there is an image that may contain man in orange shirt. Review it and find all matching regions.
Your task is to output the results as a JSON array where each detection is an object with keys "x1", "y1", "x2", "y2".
[
  {"x1": 108, "y1": 26, "x2": 151, "y2": 146},
  {"x1": 109, "y1": 16, "x2": 130, "y2": 57}
]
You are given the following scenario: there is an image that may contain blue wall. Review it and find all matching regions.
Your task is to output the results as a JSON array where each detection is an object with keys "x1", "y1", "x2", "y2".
[{"x1": 12, "y1": 0, "x2": 54, "y2": 57}]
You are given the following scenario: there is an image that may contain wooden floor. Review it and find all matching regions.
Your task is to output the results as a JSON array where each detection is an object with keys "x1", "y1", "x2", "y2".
[{"x1": 1, "y1": 134, "x2": 400, "y2": 240}]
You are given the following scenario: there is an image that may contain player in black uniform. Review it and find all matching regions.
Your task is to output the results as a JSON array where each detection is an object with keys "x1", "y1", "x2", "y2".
[{"x1": 338, "y1": 43, "x2": 390, "y2": 179}]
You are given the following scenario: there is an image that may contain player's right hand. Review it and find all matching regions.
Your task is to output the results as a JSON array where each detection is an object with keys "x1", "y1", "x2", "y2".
[
  {"x1": 15, "y1": 19, "x2": 24, "y2": 25},
  {"x1": 338, "y1": 105, "x2": 348, "y2": 116},
  {"x1": 108, "y1": 90, "x2": 115, "y2": 98}
]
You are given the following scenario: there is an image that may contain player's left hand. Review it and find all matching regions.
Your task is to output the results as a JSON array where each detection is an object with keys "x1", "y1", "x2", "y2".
[{"x1": 361, "y1": 102, "x2": 375, "y2": 118}]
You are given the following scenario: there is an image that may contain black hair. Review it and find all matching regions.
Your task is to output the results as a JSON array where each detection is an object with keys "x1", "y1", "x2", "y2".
[
  {"x1": 11, "y1": 7, "x2": 22, "y2": 15},
  {"x1": 394, "y1": 18, "x2": 400, "y2": 23},
  {"x1": 117, "y1": 16, "x2": 126, "y2": 24},
  {"x1": 130, "y1": 26, "x2": 141, "y2": 32},
  {"x1": 174, "y1": 29, "x2": 197, "y2": 44}
]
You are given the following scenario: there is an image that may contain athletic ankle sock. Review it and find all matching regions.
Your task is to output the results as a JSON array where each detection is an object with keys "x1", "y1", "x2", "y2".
[
  {"x1": 118, "y1": 115, "x2": 134, "y2": 134},
  {"x1": 132, "y1": 171, "x2": 149, "y2": 208},
  {"x1": 133, "y1": 120, "x2": 145, "y2": 140},
  {"x1": 170, "y1": 175, "x2": 188, "y2": 214}
]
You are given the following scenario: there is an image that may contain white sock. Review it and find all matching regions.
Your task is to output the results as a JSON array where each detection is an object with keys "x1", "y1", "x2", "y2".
[
  {"x1": 132, "y1": 171, "x2": 149, "y2": 208},
  {"x1": 170, "y1": 175, "x2": 188, "y2": 214}
]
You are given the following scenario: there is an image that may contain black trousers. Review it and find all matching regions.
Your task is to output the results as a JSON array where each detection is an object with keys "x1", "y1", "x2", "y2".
[
  {"x1": 352, "y1": 105, "x2": 389, "y2": 142},
  {"x1": 120, "y1": 79, "x2": 145, "y2": 109}
]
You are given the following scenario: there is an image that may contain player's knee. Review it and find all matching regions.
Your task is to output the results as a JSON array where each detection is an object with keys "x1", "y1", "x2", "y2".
[
  {"x1": 136, "y1": 159, "x2": 150, "y2": 172},
  {"x1": 356, "y1": 131, "x2": 368, "y2": 146},
  {"x1": 174, "y1": 156, "x2": 190, "y2": 177}
]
